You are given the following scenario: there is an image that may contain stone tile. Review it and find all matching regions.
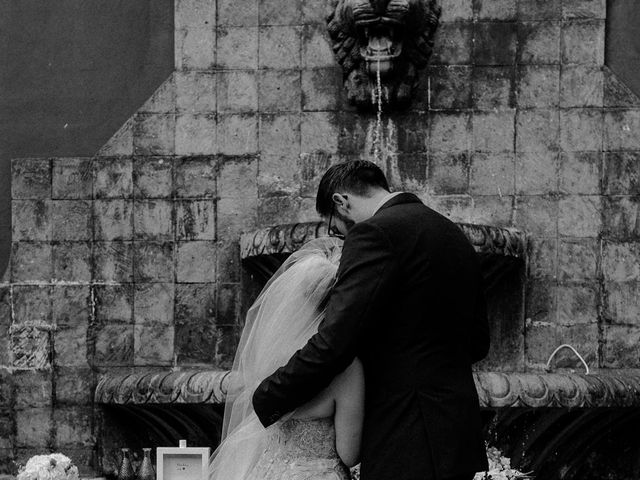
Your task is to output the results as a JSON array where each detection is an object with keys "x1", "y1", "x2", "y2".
[
  {"x1": 604, "y1": 325, "x2": 640, "y2": 368},
  {"x1": 176, "y1": 241, "x2": 217, "y2": 283},
  {"x1": 558, "y1": 238, "x2": 598, "y2": 281},
  {"x1": 54, "y1": 407, "x2": 93, "y2": 447},
  {"x1": 604, "y1": 68, "x2": 640, "y2": 108},
  {"x1": 561, "y1": 20, "x2": 605, "y2": 65},
  {"x1": 259, "y1": 26, "x2": 301, "y2": 69},
  {"x1": 517, "y1": 21, "x2": 561, "y2": 65},
  {"x1": 337, "y1": 113, "x2": 369, "y2": 154},
  {"x1": 557, "y1": 283, "x2": 599, "y2": 325},
  {"x1": 604, "y1": 281, "x2": 640, "y2": 325},
  {"x1": 516, "y1": 109, "x2": 560, "y2": 152},
  {"x1": 175, "y1": 283, "x2": 217, "y2": 364},
  {"x1": 218, "y1": 157, "x2": 259, "y2": 199},
  {"x1": 302, "y1": 0, "x2": 330, "y2": 24},
  {"x1": 549, "y1": 324, "x2": 598, "y2": 368},
  {"x1": 562, "y1": 0, "x2": 606, "y2": 19},
  {"x1": 11, "y1": 325, "x2": 50, "y2": 369},
  {"x1": 525, "y1": 279, "x2": 557, "y2": 323},
  {"x1": 560, "y1": 65, "x2": 603, "y2": 107},
  {"x1": 52, "y1": 158, "x2": 92, "y2": 199},
  {"x1": 428, "y1": 152, "x2": 469, "y2": 194},
  {"x1": 133, "y1": 200, "x2": 174, "y2": 241},
  {"x1": 474, "y1": 0, "x2": 516, "y2": 19},
  {"x1": 559, "y1": 109, "x2": 603, "y2": 151},
  {"x1": 0, "y1": 368, "x2": 14, "y2": 406},
  {"x1": 603, "y1": 152, "x2": 640, "y2": 195},
  {"x1": 217, "y1": 240, "x2": 241, "y2": 283},
  {"x1": 11, "y1": 158, "x2": 51, "y2": 200},
  {"x1": 93, "y1": 242, "x2": 133, "y2": 283},
  {"x1": 175, "y1": 114, "x2": 217, "y2": 158},
  {"x1": 217, "y1": 196, "x2": 258, "y2": 239},
  {"x1": 93, "y1": 157, "x2": 133, "y2": 199},
  {"x1": 93, "y1": 200, "x2": 133, "y2": 241},
  {"x1": 13, "y1": 371, "x2": 52, "y2": 409},
  {"x1": 259, "y1": 114, "x2": 301, "y2": 156},
  {"x1": 431, "y1": 23, "x2": 473, "y2": 65},
  {"x1": 218, "y1": 0, "x2": 258, "y2": 26},
  {"x1": 472, "y1": 111, "x2": 515, "y2": 152},
  {"x1": 471, "y1": 66, "x2": 513, "y2": 110},
  {"x1": 134, "y1": 283, "x2": 174, "y2": 326},
  {"x1": 176, "y1": 200, "x2": 216, "y2": 240},
  {"x1": 527, "y1": 237, "x2": 557, "y2": 279},
  {"x1": 54, "y1": 320, "x2": 88, "y2": 367},
  {"x1": 559, "y1": 152, "x2": 601, "y2": 194},
  {"x1": 133, "y1": 242, "x2": 174, "y2": 283},
  {"x1": 259, "y1": 0, "x2": 301, "y2": 25},
  {"x1": 216, "y1": 27, "x2": 259, "y2": 69},
  {"x1": 52, "y1": 242, "x2": 91, "y2": 282},
  {"x1": 134, "y1": 323, "x2": 175, "y2": 366},
  {"x1": 558, "y1": 195, "x2": 601, "y2": 237},
  {"x1": 469, "y1": 152, "x2": 514, "y2": 196},
  {"x1": 133, "y1": 157, "x2": 173, "y2": 198},
  {"x1": 470, "y1": 195, "x2": 514, "y2": 228},
  {"x1": 602, "y1": 197, "x2": 640, "y2": 241},
  {"x1": 516, "y1": 65, "x2": 559, "y2": 108},
  {"x1": 175, "y1": 27, "x2": 215, "y2": 71},
  {"x1": 396, "y1": 115, "x2": 429, "y2": 154},
  {"x1": 175, "y1": 71, "x2": 216, "y2": 113},
  {"x1": 301, "y1": 24, "x2": 334, "y2": 68},
  {"x1": 12, "y1": 200, "x2": 51, "y2": 241},
  {"x1": 133, "y1": 114, "x2": 176, "y2": 156},
  {"x1": 52, "y1": 285, "x2": 91, "y2": 328},
  {"x1": 429, "y1": 66, "x2": 472, "y2": 110},
  {"x1": 256, "y1": 195, "x2": 305, "y2": 225},
  {"x1": 514, "y1": 195, "x2": 558, "y2": 237},
  {"x1": 51, "y1": 200, "x2": 92, "y2": 241},
  {"x1": 217, "y1": 70, "x2": 258, "y2": 113},
  {"x1": 517, "y1": 0, "x2": 561, "y2": 20},
  {"x1": 439, "y1": 0, "x2": 473, "y2": 21},
  {"x1": 301, "y1": 112, "x2": 340, "y2": 153},
  {"x1": 218, "y1": 114, "x2": 259, "y2": 155},
  {"x1": 215, "y1": 324, "x2": 242, "y2": 368},
  {"x1": 604, "y1": 110, "x2": 640, "y2": 151},
  {"x1": 421, "y1": 195, "x2": 474, "y2": 223},
  {"x1": 174, "y1": 156, "x2": 217, "y2": 198},
  {"x1": 15, "y1": 409, "x2": 51, "y2": 447},
  {"x1": 55, "y1": 367, "x2": 93, "y2": 405},
  {"x1": 602, "y1": 241, "x2": 640, "y2": 282},
  {"x1": 138, "y1": 77, "x2": 177, "y2": 114},
  {"x1": 13, "y1": 285, "x2": 51, "y2": 324},
  {"x1": 175, "y1": 0, "x2": 216, "y2": 30},
  {"x1": 473, "y1": 22, "x2": 517, "y2": 66},
  {"x1": 93, "y1": 284, "x2": 133, "y2": 323},
  {"x1": 429, "y1": 112, "x2": 471, "y2": 152},
  {"x1": 11, "y1": 242, "x2": 52, "y2": 282},
  {"x1": 0, "y1": 417, "x2": 13, "y2": 450},
  {"x1": 515, "y1": 151, "x2": 558, "y2": 195},
  {"x1": 261, "y1": 69, "x2": 303, "y2": 112},
  {"x1": 92, "y1": 323, "x2": 134, "y2": 366}
]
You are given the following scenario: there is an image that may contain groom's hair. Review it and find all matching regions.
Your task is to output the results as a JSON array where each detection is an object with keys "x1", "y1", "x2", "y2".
[{"x1": 316, "y1": 161, "x2": 390, "y2": 216}]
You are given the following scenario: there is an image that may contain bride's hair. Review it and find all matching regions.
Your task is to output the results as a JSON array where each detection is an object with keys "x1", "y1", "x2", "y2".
[{"x1": 209, "y1": 237, "x2": 342, "y2": 480}]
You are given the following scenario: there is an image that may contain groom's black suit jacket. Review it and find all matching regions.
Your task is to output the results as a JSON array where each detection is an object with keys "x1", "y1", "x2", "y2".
[{"x1": 253, "y1": 193, "x2": 490, "y2": 480}]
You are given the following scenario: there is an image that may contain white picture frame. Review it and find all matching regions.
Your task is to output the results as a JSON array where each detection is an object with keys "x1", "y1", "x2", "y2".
[{"x1": 156, "y1": 447, "x2": 210, "y2": 480}]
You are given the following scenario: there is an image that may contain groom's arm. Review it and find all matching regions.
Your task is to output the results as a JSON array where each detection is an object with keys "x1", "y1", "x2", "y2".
[{"x1": 252, "y1": 222, "x2": 396, "y2": 427}]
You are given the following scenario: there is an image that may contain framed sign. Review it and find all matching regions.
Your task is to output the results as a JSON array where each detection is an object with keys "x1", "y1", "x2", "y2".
[{"x1": 157, "y1": 444, "x2": 210, "y2": 480}]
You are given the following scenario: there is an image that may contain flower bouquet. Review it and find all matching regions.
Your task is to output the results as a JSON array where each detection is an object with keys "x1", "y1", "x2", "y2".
[
  {"x1": 473, "y1": 447, "x2": 533, "y2": 480},
  {"x1": 16, "y1": 454, "x2": 80, "y2": 480}
]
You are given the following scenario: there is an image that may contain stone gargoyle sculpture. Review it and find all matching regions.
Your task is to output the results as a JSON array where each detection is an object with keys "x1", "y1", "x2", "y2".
[{"x1": 326, "y1": 0, "x2": 441, "y2": 110}]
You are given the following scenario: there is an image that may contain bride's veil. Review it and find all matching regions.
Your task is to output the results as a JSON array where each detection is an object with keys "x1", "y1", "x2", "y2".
[{"x1": 209, "y1": 236, "x2": 343, "y2": 480}]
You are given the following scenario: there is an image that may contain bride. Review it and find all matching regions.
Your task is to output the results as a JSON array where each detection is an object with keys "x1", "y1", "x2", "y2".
[{"x1": 209, "y1": 237, "x2": 363, "y2": 480}]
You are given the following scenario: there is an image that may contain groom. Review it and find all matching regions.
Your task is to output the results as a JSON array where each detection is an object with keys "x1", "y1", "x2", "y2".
[{"x1": 253, "y1": 161, "x2": 489, "y2": 480}]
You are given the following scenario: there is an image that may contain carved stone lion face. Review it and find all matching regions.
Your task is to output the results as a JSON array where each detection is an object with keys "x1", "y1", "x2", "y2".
[{"x1": 327, "y1": 0, "x2": 441, "y2": 109}]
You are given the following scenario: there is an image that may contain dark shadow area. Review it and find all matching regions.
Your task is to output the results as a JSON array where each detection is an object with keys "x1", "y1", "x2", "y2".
[
  {"x1": 606, "y1": 0, "x2": 640, "y2": 97},
  {"x1": 0, "y1": 0, "x2": 175, "y2": 278}
]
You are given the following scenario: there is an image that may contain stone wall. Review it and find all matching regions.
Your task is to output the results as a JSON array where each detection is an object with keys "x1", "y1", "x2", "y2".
[{"x1": 2, "y1": 0, "x2": 640, "y2": 475}]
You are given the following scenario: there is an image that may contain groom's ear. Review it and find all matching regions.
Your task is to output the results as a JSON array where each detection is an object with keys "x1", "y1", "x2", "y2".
[{"x1": 331, "y1": 193, "x2": 348, "y2": 210}]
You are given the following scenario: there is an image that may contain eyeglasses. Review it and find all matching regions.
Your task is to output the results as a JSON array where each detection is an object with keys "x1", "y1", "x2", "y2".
[{"x1": 327, "y1": 206, "x2": 345, "y2": 240}]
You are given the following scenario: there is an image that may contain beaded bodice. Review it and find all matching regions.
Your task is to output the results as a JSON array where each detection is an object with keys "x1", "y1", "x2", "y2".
[{"x1": 271, "y1": 417, "x2": 340, "y2": 460}]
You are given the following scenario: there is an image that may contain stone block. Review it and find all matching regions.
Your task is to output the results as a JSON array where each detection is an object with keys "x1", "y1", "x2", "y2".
[
  {"x1": 52, "y1": 158, "x2": 92, "y2": 200},
  {"x1": 133, "y1": 242, "x2": 174, "y2": 283},
  {"x1": 474, "y1": 0, "x2": 516, "y2": 19},
  {"x1": 92, "y1": 323, "x2": 134, "y2": 366},
  {"x1": 176, "y1": 241, "x2": 217, "y2": 283},
  {"x1": 218, "y1": 114, "x2": 258, "y2": 155},
  {"x1": 93, "y1": 200, "x2": 133, "y2": 241},
  {"x1": 175, "y1": 283, "x2": 217, "y2": 363},
  {"x1": 134, "y1": 283, "x2": 174, "y2": 325},
  {"x1": 133, "y1": 114, "x2": 176, "y2": 156},
  {"x1": 12, "y1": 200, "x2": 51, "y2": 241},
  {"x1": 52, "y1": 285, "x2": 90, "y2": 328},
  {"x1": 133, "y1": 157, "x2": 173, "y2": 199},
  {"x1": 428, "y1": 153, "x2": 469, "y2": 194},
  {"x1": 215, "y1": 324, "x2": 242, "y2": 368},
  {"x1": 176, "y1": 200, "x2": 216, "y2": 240},
  {"x1": 11, "y1": 158, "x2": 51, "y2": 200},
  {"x1": 560, "y1": 65, "x2": 603, "y2": 107},
  {"x1": 602, "y1": 197, "x2": 640, "y2": 241},
  {"x1": 217, "y1": 71, "x2": 258, "y2": 113},
  {"x1": 55, "y1": 367, "x2": 93, "y2": 405},
  {"x1": 93, "y1": 284, "x2": 133, "y2": 323},
  {"x1": 439, "y1": 0, "x2": 472, "y2": 21},
  {"x1": 217, "y1": 241, "x2": 241, "y2": 284},
  {"x1": 11, "y1": 326, "x2": 50, "y2": 369},
  {"x1": 558, "y1": 238, "x2": 598, "y2": 281},
  {"x1": 15, "y1": 409, "x2": 51, "y2": 447},
  {"x1": 525, "y1": 279, "x2": 557, "y2": 323},
  {"x1": 421, "y1": 195, "x2": 473, "y2": 223},
  {"x1": 559, "y1": 152, "x2": 601, "y2": 194},
  {"x1": 470, "y1": 195, "x2": 514, "y2": 228},
  {"x1": 54, "y1": 407, "x2": 93, "y2": 447},
  {"x1": 527, "y1": 237, "x2": 557, "y2": 279},
  {"x1": 13, "y1": 371, "x2": 52, "y2": 409},
  {"x1": 560, "y1": 109, "x2": 603, "y2": 152},
  {"x1": 175, "y1": 71, "x2": 216, "y2": 114},
  {"x1": 52, "y1": 243, "x2": 91, "y2": 283},
  {"x1": 604, "y1": 110, "x2": 640, "y2": 151},
  {"x1": 218, "y1": 156, "x2": 259, "y2": 199},
  {"x1": 0, "y1": 369, "x2": 13, "y2": 407},
  {"x1": 259, "y1": 26, "x2": 301, "y2": 69},
  {"x1": 431, "y1": 23, "x2": 473, "y2": 65},
  {"x1": 469, "y1": 152, "x2": 514, "y2": 196},
  {"x1": 218, "y1": 0, "x2": 258, "y2": 26},
  {"x1": 472, "y1": 111, "x2": 515, "y2": 152},
  {"x1": 133, "y1": 200, "x2": 174, "y2": 241},
  {"x1": 429, "y1": 112, "x2": 471, "y2": 152},
  {"x1": 517, "y1": 0, "x2": 561, "y2": 20},
  {"x1": 174, "y1": 156, "x2": 217, "y2": 198},
  {"x1": 603, "y1": 281, "x2": 640, "y2": 325},
  {"x1": 562, "y1": 0, "x2": 606, "y2": 19},
  {"x1": 561, "y1": 20, "x2": 605, "y2": 65},
  {"x1": 302, "y1": 0, "x2": 331, "y2": 24},
  {"x1": 138, "y1": 77, "x2": 177, "y2": 115},
  {"x1": 256, "y1": 195, "x2": 305, "y2": 225},
  {"x1": 11, "y1": 242, "x2": 52, "y2": 282},
  {"x1": 93, "y1": 242, "x2": 133, "y2": 283},
  {"x1": 515, "y1": 109, "x2": 560, "y2": 152},
  {"x1": 175, "y1": 114, "x2": 218, "y2": 156},
  {"x1": 0, "y1": 416, "x2": 13, "y2": 450},
  {"x1": 471, "y1": 66, "x2": 513, "y2": 110},
  {"x1": 261, "y1": 69, "x2": 303, "y2": 112},
  {"x1": 517, "y1": 21, "x2": 560, "y2": 65},
  {"x1": 51, "y1": 200, "x2": 92, "y2": 241},
  {"x1": 604, "y1": 68, "x2": 640, "y2": 108},
  {"x1": 259, "y1": 0, "x2": 301, "y2": 25},
  {"x1": 301, "y1": 112, "x2": 340, "y2": 153},
  {"x1": 515, "y1": 151, "x2": 558, "y2": 195},
  {"x1": 396, "y1": 115, "x2": 429, "y2": 154},
  {"x1": 13, "y1": 285, "x2": 51, "y2": 325},
  {"x1": 216, "y1": 27, "x2": 259, "y2": 69},
  {"x1": 514, "y1": 195, "x2": 558, "y2": 237},
  {"x1": 175, "y1": 26, "x2": 215, "y2": 71},
  {"x1": 516, "y1": 65, "x2": 560, "y2": 108},
  {"x1": 133, "y1": 322, "x2": 175, "y2": 366},
  {"x1": 54, "y1": 321, "x2": 88, "y2": 367},
  {"x1": 558, "y1": 195, "x2": 601, "y2": 237},
  {"x1": 301, "y1": 25, "x2": 334, "y2": 68},
  {"x1": 259, "y1": 114, "x2": 301, "y2": 156},
  {"x1": 557, "y1": 282, "x2": 599, "y2": 325},
  {"x1": 175, "y1": 0, "x2": 216, "y2": 30},
  {"x1": 337, "y1": 113, "x2": 369, "y2": 154},
  {"x1": 217, "y1": 195, "x2": 258, "y2": 237},
  {"x1": 603, "y1": 152, "x2": 640, "y2": 195},
  {"x1": 93, "y1": 157, "x2": 133, "y2": 199},
  {"x1": 602, "y1": 241, "x2": 640, "y2": 282},
  {"x1": 552, "y1": 324, "x2": 599, "y2": 368},
  {"x1": 429, "y1": 66, "x2": 472, "y2": 110},
  {"x1": 473, "y1": 22, "x2": 517, "y2": 66},
  {"x1": 603, "y1": 325, "x2": 640, "y2": 368}
]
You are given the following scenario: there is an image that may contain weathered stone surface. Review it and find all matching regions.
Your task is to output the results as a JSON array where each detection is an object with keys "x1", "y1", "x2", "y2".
[
  {"x1": 558, "y1": 238, "x2": 598, "y2": 281},
  {"x1": 12, "y1": 200, "x2": 51, "y2": 241},
  {"x1": 431, "y1": 23, "x2": 473, "y2": 65},
  {"x1": 217, "y1": 71, "x2": 258, "y2": 113},
  {"x1": 93, "y1": 285, "x2": 133, "y2": 324},
  {"x1": 603, "y1": 151, "x2": 640, "y2": 194},
  {"x1": 176, "y1": 200, "x2": 216, "y2": 240},
  {"x1": 301, "y1": 112, "x2": 340, "y2": 153},
  {"x1": 262, "y1": 69, "x2": 303, "y2": 112},
  {"x1": 175, "y1": 0, "x2": 216, "y2": 31},
  {"x1": 527, "y1": 237, "x2": 557, "y2": 279},
  {"x1": 133, "y1": 200, "x2": 174, "y2": 241},
  {"x1": 93, "y1": 242, "x2": 133, "y2": 283},
  {"x1": 176, "y1": 241, "x2": 217, "y2": 283},
  {"x1": 11, "y1": 158, "x2": 51, "y2": 200},
  {"x1": 562, "y1": 0, "x2": 605, "y2": 19},
  {"x1": 604, "y1": 110, "x2": 640, "y2": 151},
  {"x1": 525, "y1": 278, "x2": 557, "y2": 324},
  {"x1": 602, "y1": 241, "x2": 640, "y2": 282},
  {"x1": 216, "y1": 27, "x2": 259, "y2": 69},
  {"x1": 134, "y1": 283, "x2": 174, "y2": 325},
  {"x1": 55, "y1": 367, "x2": 94, "y2": 405},
  {"x1": 559, "y1": 152, "x2": 601, "y2": 194},
  {"x1": 218, "y1": 0, "x2": 258, "y2": 27},
  {"x1": 52, "y1": 158, "x2": 93, "y2": 200},
  {"x1": 93, "y1": 157, "x2": 133, "y2": 199},
  {"x1": 475, "y1": 0, "x2": 516, "y2": 20},
  {"x1": 54, "y1": 321, "x2": 88, "y2": 367},
  {"x1": 51, "y1": 200, "x2": 92, "y2": 241},
  {"x1": 514, "y1": 195, "x2": 558, "y2": 237},
  {"x1": 54, "y1": 406, "x2": 93, "y2": 447},
  {"x1": 429, "y1": 66, "x2": 472, "y2": 110},
  {"x1": 516, "y1": 109, "x2": 560, "y2": 152},
  {"x1": 133, "y1": 157, "x2": 173, "y2": 198},
  {"x1": 469, "y1": 152, "x2": 514, "y2": 196},
  {"x1": 12, "y1": 285, "x2": 51, "y2": 325},
  {"x1": 602, "y1": 196, "x2": 640, "y2": 241},
  {"x1": 175, "y1": 114, "x2": 217, "y2": 156},
  {"x1": 517, "y1": 21, "x2": 561, "y2": 65},
  {"x1": 603, "y1": 325, "x2": 640, "y2": 368},
  {"x1": 11, "y1": 242, "x2": 52, "y2": 282},
  {"x1": 259, "y1": 26, "x2": 301, "y2": 69},
  {"x1": 428, "y1": 153, "x2": 469, "y2": 194},
  {"x1": 0, "y1": 291, "x2": 11, "y2": 366},
  {"x1": 258, "y1": 154, "x2": 300, "y2": 197},
  {"x1": 133, "y1": 114, "x2": 176, "y2": 156},
  {"x1": 175, "y1": 71, "x2": 216, "y2": 114},
  {"x1": 473, "y1": 22, "x2": 517, "y2": 66},
  {"x1": 517, "y1": 0, "x2": 561, "y2": 20},
  {"x1": 560, "y1": 65, "x2": 603, "y2": 107},
  {"x1": 557, "y1": 282, "x2": 599, "y2": 325},
  {"x1": 11, "y1": 325, "x2": 50, "y2": 369},
  {"x1": 133, "y1": 242, "x2": 174, "y2": 282},
  {"x1": 429, "y1": 112, "x2": 471, "y2": 152},
  {"x1": 218, "y1": 114, "x2": 258, "y2": 155},
  {"x1": 472, "y1": 66, "x2": 513, "y2": 110},
  {"x1": 175, "y1": 26, "x2": 215, "y2": 71},
  {"x1": 259, "y1": 114, "x2": 301, "y2": 156},
  {"x1": 301, "y1": 24, "x2": 333, "y2": 68},
  {"x1": 174, "y1": 156, "x2": 217, "y2": 198},
  {"x1": 52, "y1": 242, "x2": 91, "y2": 282},
  {"x1": 439, "y1": 0, "x2": 472, "y2": 22},
  {"x1": 472, "y1": 111, "x2": 515, "y2": 152},
  {"x1": 603, "y1": 281, "x2": 640, "y2": 325},
  {"x1": 13, "y1": 371, "x2": 52, "y2": 409},
  {"x1": 517, "y1": 65, "x2": 559, "y2": 108},
  {"x1": 93, "y1": 200, "x2": 133, "y2": 241},
  {"x1": 561, "y1": 20, "x2": 605, "y2": 65},
  {"x1": 134, "y1": 323, "x2": 175, "y2": 366},
  {"x1": 175, "y1": 283, "x2": 217, "y2": 364},
  {"x1": 92, "y1": 323, "x2": 134, "y2": 366},
  {"x1": 15, "y1": 409, "x2": 51, "y2": 447},
  {"x1": 515, "y1": 152, "x2": 559, "y2": 195},
  {"x1": 52, "y1": 285, "x2": 91, "y2": 328},
  {"x1": 558, "y1": 195, "x2": 601, "y2": 237}
]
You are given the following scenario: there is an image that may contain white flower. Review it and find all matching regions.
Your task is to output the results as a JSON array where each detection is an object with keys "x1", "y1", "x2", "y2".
[{"x1": 17, "y1": 454, "x2": 79, "y2": 480}]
